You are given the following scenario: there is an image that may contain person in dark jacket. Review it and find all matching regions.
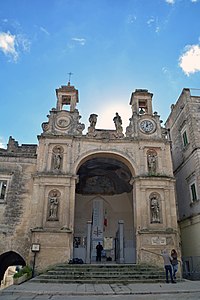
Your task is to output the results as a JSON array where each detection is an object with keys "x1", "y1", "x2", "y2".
[
  {"x1": 96, "y1": 242, "x2": 103, "y2": 262},
  {"x1": 171, "y1": 249, "x2": 178, "y2": 280}
]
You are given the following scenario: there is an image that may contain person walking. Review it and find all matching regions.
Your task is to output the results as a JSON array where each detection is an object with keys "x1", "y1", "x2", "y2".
[
  {"x1": 171, "y1": 249, "x2": 178, "y2": 280},
  {"x1": 141, "y1": 248, "x2": 176, "y2": 284}
]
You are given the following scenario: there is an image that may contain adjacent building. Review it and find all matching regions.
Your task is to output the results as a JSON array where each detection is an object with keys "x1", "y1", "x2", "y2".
[{"x1": 165, "y1": 88, "x2": 200, "y2": 279}]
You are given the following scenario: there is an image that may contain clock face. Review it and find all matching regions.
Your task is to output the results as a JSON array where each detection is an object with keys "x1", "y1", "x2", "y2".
[{"x1": 140, "y1": 120, "x2": 155, "y2": 133}]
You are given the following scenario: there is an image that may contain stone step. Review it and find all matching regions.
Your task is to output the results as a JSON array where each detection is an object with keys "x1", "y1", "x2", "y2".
[
  {"x1": 33, "y1": 263, "x2": 167, "y2": 284},
  {"x1": 46, "y1": 271, "x2": 164, "y2": 276},
  {"x1": 50, "y1": 264, "x2": 163, "y2": 271},
  {"x1": 32, "y1": 278, "x2": 165, "y2": 284}
]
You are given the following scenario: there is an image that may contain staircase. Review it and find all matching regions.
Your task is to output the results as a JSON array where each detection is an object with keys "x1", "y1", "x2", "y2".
[{"x1": 32, "y1": 263, "x2": 166, "y2": 284}]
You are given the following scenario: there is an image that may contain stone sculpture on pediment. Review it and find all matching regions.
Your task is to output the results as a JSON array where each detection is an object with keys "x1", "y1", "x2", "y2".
[
  {"x1": 42, "y1": 122, "x2": 50, "y2": 132},
  {"x1": 125, "y1": 114, "x2": 137, "y2": 137},
  {"x1": 87, "y1": 114, "x2": 98, "y2": 136},
  {"x1": 112, "y1": 113, "x2": 124, "y2": 138},
  {"x1": 113, "y1": 113, "x2": 123, "y2": 134}
]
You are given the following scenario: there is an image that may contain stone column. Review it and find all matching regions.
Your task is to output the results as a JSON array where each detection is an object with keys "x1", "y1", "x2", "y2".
[
  {"x1": 86, "y1": 221, "x2": 92, "y2": 264},
  {"x1": 62, "y1": 185, "x2": 70, "y2": 229},
  {"x1": 70, "y1": 94, "x2": 77, "y2": 112},
  {"x1": 118, "y1": 220, "x2": 125, "y2": 264},
  {"x1": 68, "y1": 176, "x2": 78, "y2": 230}
]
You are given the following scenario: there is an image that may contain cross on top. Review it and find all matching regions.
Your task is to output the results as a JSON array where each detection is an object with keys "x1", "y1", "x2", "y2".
[{"x1": 67, "y1": 72, "x2": 73, "y2": 84}]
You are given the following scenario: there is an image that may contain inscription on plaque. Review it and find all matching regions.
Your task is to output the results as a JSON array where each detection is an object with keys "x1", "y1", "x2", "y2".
[{"x1": 151, "y1": 237, "x2": 166, "y2": 245}]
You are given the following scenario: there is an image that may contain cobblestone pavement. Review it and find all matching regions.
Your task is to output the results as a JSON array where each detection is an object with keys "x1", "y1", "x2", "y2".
[{"x1": 0, "y1": 280, "x2": 200, "y2": 300}]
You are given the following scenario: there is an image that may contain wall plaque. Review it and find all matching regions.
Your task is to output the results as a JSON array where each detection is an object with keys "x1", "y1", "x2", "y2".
[{"x1": 151, "y1": 237, "x2": 166, "y2": 245}]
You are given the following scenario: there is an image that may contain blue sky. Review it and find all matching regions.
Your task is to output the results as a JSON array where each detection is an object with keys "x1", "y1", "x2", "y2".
[{"x1": 0, "y1": 0, "x2": 200, "y2": 147}]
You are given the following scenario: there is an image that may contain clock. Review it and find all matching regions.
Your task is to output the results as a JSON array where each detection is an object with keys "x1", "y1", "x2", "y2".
[{"x1": 139, "y1": 119, "x2": 156, "y2": 133}]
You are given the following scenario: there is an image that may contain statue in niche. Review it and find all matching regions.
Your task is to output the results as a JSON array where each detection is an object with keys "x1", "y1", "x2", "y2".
[
  {"x1": 53, "y1": 147, "x2": 63, "y2": 170},
  {"x1": 113, "y1": 112, "x2": 123, "y2": 133},
  {"x1": 48, "y1": 191, "x2": 59, "y2": 220},
  {"x1": 150, "y1": 196, "x2": 160, "y2": 223},
  {"x1": 147, "y1": 152, "x2": 157, "y2": 174}
]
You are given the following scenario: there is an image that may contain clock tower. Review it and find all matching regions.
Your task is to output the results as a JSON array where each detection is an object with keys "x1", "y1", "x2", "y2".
[{"x1": 126, "y1": 89, "x2": 165, "y2": 139}]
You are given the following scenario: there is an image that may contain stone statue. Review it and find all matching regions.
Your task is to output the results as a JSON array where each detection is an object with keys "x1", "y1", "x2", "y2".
[
  {"x1": 53, "y1": 147, "x2": 63, "y2": 170},
  {"x1": 113, "y1": 112, "x2": 123, "y2": 133},
  {"x1": 147, "y1": 152, "x2": 157, "y2": 174},
  {"x1": 87, "y1": 114, "x2": 98, "y2": 135},
  {"x1": 89, "y1": 114, "x2": 98, "y2": 129},
  {"x1": 150, "y1": 197, "x2": 160, "y2": 223},
  {"x1": 49, "y1": 191, "x2": 59, "y2": 220}
]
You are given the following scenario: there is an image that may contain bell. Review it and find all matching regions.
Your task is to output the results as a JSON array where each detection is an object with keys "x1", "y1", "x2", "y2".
[{"x1": 139, "y1": 108, "x2": 145, "y2": 114}]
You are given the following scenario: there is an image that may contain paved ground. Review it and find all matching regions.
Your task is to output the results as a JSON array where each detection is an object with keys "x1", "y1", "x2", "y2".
[{"x1": 0, "y1": 280, "x2": 200, "y2": 300}]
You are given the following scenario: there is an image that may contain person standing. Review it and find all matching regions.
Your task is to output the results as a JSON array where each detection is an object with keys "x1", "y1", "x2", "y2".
[
  {"x1": 171, "y1": 249, "x2": 178, "y2": 280},
  {"x1": 161, "y1": 249, "x2": 176, "y2": 283},
  {"x1": 96, "y1": 242, "x2": 103, "y2": 262}
]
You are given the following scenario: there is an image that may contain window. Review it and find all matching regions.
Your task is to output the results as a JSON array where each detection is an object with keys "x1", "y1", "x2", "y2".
[
  {"x1": 182, "y1": 130, "x2": 188, "y2": 147},
  {"x1": 0, "y1": 180, "x2": 7, "y2": 200},
  {"x1": 190, "y1": 183, "x2": 198, "y2": 202}
]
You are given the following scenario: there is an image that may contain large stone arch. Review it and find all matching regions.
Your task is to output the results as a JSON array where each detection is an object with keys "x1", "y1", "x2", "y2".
[
  {"x1": 0, "y1": 251, "x2": 26, "y2": 281},
  {"x1": 73, "y1": 150, "x2": 136, "y2": 263},
  {"x1": 74, "y1": 150, "x2": 136, "y2": 177}
]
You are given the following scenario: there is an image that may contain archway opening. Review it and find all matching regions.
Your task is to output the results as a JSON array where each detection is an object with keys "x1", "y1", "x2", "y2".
[
  {"x1": 74, "y1": 155, "x2": 135, "y2": 263},
  {"x1": 0, "y1": 251, "x2": 26, "y2": 283}
]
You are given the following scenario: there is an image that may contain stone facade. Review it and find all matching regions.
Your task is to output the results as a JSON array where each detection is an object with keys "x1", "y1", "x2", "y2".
[
  {"x1": 165, "y1": 88, "x2": 200, "y2": 277},
  {"x1": 0, "y1": 83, "x2": 180, "y2": 277}
]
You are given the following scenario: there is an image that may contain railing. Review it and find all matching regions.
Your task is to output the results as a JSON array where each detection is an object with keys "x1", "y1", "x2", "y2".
[{"x1": 182, "y1": 256, "x2": 200, "y2": 280}]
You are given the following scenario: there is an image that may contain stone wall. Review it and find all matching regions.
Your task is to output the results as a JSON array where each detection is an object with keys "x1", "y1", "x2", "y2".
[{"x1": 0, "y1": 144, "x2": 37, "y2": 263}]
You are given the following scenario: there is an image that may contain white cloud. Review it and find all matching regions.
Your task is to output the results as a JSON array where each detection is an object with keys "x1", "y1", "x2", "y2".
[
  {"x1": 165, "y1": 0, "x2": 175, "y2": 4},
  {"x1": 155, "y1": 26, "x2": 160, "y2": 33},
  {"x1": 72, "y1": 37, "x2": 86, "y2": 46},
  {"x1": 0, "y1": 31, "x2": 18, "y2": 61},
  {"x1": 179, "y1": 44, "x2": 200, "y2": 76},
  {"x1": 191, "y1": 0, "x2": 198, "y2": 2},
  {"x1": 0, "y1": 31, "x2": 30, "y2": 62},
  {"x1": 147, "y1": 17, "x2": 160, "y2": 34},
  {"x1": 17, "y1": 34, "x2": 31, "y2": 52},
  {"x1": 162, "y1": 66, "x2": 177, "y2": 87},
  {"x1": 40, "y1": 26, "x2": 50, "y2": 36},
  {"x1": 147, "y1": 17, "x2": 155, "y2": 26},
  {"x1": 127, "y1": 14, "x2": 137, "y2": 24}
]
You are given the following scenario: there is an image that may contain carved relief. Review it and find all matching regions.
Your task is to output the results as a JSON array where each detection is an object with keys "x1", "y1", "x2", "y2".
[
  {"x1": 42, "y1": 122, "x2": 50, "y2": 132},
  {"x1": 52, "y1": 146, "x2": 64, "y2": 171},
  {"x1": 147, "y1": 150, "x2": 157, "y2": 175},
  {"x1": 150, "y1": 193, "x2": 161, "y2": 223},
  {"x1": 56, "y1": 117, "x2": 71, "y2": 128},
  {"x1": 47, "y1": 189, "x2": 60, "y2": 221}
]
